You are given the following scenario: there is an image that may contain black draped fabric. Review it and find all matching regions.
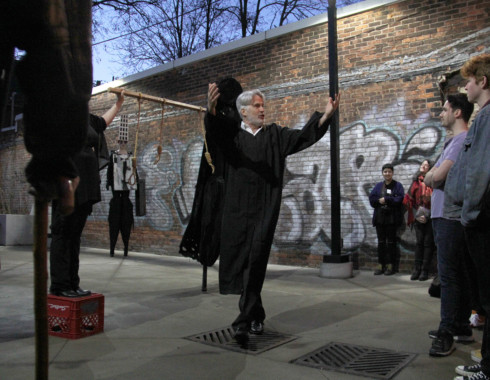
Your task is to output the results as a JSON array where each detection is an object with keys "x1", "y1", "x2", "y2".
[
  {"x1": 74, "y1": 114, "x2": 107, "y2": 207},
  {"x1": 0, "y1": 0, "x2": 93, "y2": 188},
  {"x1": 205, "y1": 110, "x2": 330, "y2": 295},
  {"x1": 179, "y1": 140, "x2": 228, "y2": 267},
  {"x1": 179, "y1": 77, "x2": 241, "y2": 267}
]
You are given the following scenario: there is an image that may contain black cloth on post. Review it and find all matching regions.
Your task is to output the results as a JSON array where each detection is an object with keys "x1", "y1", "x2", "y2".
[
  {"x1": 0, "y1": 0, "x2": 93, "y2": 188},
  {"x1": 179, "y1": 78, "x2": 242, "y2": 267}
]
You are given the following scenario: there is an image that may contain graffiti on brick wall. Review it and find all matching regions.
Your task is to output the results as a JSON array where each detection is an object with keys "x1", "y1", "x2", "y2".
[
  {"x1": 91, "y1": 99, "x2": 445, "y2": 252},
  {"x1": 92, "y1": 141, "x2": 194, "y2": 231},
  {"x1": 276, "y1": 116, "x2": 443, "y2": 253}
]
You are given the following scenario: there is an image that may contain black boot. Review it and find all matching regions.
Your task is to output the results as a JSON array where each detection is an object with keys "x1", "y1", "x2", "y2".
[
  {"x1": 384, "y1": 264, "x2": 395, "y2": 276},
  {"x1": 374, "y1": 264, "x2": 386, "y2": 275},
  {"x1": 411, "y1": 265, "x2": 421, "y2": 281},
  {"x1": 419, "y1": 271, "x2": 429, "y2": 281},
  {"x1": 110, "y1": 250, "x2": 114, "y2": 257},
  {"x1": 124, "y1": 247, "x2": 128, "y2": 257}
]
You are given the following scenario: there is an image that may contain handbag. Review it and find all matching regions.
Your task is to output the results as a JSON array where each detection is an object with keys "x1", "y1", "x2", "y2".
[{"x1": 415, "y1": 206, "x2": 430, "y2": 223}]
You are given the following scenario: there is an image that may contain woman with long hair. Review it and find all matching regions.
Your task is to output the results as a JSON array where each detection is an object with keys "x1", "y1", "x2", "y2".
[{"x1": 403, "y1": 159, "x2": 435, "y2": 281}]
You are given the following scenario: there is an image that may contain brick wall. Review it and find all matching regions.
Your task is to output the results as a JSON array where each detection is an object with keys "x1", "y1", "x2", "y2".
[
  {"x1": 0, "y1": 134, "x2": 31, "y2": 215},
  {"x1": 2, "y1": 0, "x2": 489, "y2": 271}
]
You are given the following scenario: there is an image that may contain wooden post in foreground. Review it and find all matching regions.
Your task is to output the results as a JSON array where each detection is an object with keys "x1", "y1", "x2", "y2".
[{"x1": 33, "y1": 198, "x2": 49, "y2": 380}]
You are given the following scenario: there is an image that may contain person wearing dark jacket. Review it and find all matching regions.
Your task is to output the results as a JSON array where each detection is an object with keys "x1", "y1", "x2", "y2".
[
  {"x1": 369, "y1": 163, "x2": 405, "y2": 276},
  {"x1": 49, "y1": 92, "x2": 125, "y2": 297},
  {"x1": 205, "y1": 82, "x2": 339, "y2": 343}
]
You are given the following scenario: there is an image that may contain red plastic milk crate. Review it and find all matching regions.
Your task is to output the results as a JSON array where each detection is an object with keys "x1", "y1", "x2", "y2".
[{"x1": 47, "y1": 293, "x2": 105, "y2": 339}]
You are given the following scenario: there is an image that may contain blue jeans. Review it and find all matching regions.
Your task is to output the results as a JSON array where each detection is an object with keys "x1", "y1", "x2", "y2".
[
  {"x1": 432, "y1": 218, "x2": 471, "y2": 334},
  {"x1": 465, "y1": 214, "x2": 490, "y2": 376}
]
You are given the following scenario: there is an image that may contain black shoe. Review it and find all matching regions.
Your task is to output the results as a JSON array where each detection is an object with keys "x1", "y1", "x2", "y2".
[
  {"x1": 51, "y1": 289, "x2": 79, "y2": 297},
  {"x1": 74, "y1": 288, "x2": 91, "y2": 297},
  {"x1": 429, "y1": 330, "x2": 454, "y2": 357},
  {"x1": 384, "y1": 264, "x2": 395, "y2": 276},
  {"x1": 418, "y1": 271, "x2": 429, "y2": 281},
  {"x1": 454, "y1": 326, "x2": 474, "y2": 343},
  {"x1": 428, "y1": 329, "x2": 439, "y2": 339},
  {"x1": 410, "y1": 268, "x2": 421, "y2": 280},
  {"x1": 110, "y1": 251, "x2": 114, "y2": 257},
  {"x1": 374, "y1": 264, "x2": 385, "y2": 275},
  {"x1": 429, "y1": 328, "x2": 474, "y2": 343},
  {"x1": 124, "y1": 248, "x2": 128, "y2": 257},
  {"x1": 233, "y1": 327, "x2": 249, "y2": 344},
  {"x1": 250, "y1": 320, "x2": 264, "y2": 335}
]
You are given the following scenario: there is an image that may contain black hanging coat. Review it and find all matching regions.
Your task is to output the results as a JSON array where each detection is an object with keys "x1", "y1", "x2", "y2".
[
  {"x1": 179, "y1": 136, "x2": 227, "y2": 267},
  {"x1": 197, "y1": 110, "x2": 331, "y2": 295}
]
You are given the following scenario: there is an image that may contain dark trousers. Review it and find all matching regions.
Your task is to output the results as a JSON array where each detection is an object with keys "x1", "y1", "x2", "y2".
[
  {"x1": 49, "y1": 201, "x2": 91, "y2": 293},
  {"x1": 432, "y1": 217, "x2": 471, "y2": 334},
  {"x1": 108, "y1": 191, "x2": 133, "y2": 254},
  {"x1": 465, "y1": 214, "x2": 490, "y2": 376},
  {"x1": 375, "y1": 224, "x2": 397, "y2": 265},
  {"x1": 413, "y1": 220, "x2": 435, "y2": 271},
  {"x1": 232, "y1": 242, "x2": 269, "y2": 331}
]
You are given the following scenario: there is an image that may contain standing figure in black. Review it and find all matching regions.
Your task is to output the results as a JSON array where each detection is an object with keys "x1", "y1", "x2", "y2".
[
  {"x1": 106, "y1": 116, "x2": 135, "y2": 257},
  {"x1": 205, "y1": 82, "x2": 340, "y2": 343},
  {"x1": 49, "y1": 92, "x2": 125, "y2": 297}
]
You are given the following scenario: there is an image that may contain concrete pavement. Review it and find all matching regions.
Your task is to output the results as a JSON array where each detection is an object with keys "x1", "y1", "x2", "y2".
[{"x1": 0, "y1": 245, "x2": 481, "y2": 379}]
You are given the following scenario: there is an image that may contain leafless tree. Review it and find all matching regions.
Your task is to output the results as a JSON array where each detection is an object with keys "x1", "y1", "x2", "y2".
[{"x1": 92, "y1": 0, "x2": 362, "y2": 79}]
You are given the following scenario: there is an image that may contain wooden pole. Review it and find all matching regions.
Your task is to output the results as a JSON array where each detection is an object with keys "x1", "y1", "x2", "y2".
[
  {"x1": 108, "y1": 87, "x2": 206, "y2": 112},
  {"x1": 33, "y1": 198, "x2": 49, "y2": 380}
]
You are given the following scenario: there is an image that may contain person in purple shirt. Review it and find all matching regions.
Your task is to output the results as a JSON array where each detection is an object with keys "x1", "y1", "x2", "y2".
[{"x1": 424, "y1": 93, "x2": 474, "y2": 357}]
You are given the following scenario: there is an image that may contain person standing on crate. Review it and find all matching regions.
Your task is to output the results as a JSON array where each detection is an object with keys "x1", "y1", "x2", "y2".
[
  {"x1": 49, "y1": 92, "x2": 125, "y2": 297},
  {"x1": 106, "y1": 116, "x2": 135, "y2": 258}
]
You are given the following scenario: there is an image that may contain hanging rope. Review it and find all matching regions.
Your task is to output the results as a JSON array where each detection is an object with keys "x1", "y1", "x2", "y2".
[
  {"x1": 107, "y1": 88, "x2": 215, "y2": 173},
  {"x1": 154, "y1": 100, "x2": 165, "y2": 164},
  {"x1": 199, "y1": 108, "x2": 215, "y2": 174},
  {"x1": 128, "y1": 94, "x2": 142, "y2": 186}
]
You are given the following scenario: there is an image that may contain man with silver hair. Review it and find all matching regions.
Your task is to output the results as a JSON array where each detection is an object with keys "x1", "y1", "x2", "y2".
[{"x1": 206, "y1": 81, "x2": 339, "y2": 343}]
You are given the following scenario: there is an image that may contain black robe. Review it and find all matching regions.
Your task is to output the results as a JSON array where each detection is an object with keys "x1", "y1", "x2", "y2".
[{"x1": 206, "y1": 111, "x2": 330, "y2": 295}]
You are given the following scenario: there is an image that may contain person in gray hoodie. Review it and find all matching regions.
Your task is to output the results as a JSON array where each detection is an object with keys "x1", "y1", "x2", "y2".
[{"x1": 446, "y1": 54, "x2": 490, "y2": 380}]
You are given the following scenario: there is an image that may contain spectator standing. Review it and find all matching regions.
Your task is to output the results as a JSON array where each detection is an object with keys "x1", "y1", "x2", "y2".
[
  {"x1": 369, "y1": 163, "x2": 405, "y2": 276},
  {"x1": 403, "y1": 159, "x2": 435, "y2": 281},
  {"x1": 424, "y1": 93, "x2": 474, "y2": 357}
]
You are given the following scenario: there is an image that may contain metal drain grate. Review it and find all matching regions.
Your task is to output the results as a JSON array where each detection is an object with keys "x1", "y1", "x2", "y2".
[
  {"x1": 186, "y1": 326, "x2": 297, "y2": 355},
  {"x1": 291, "y1": 342, "x2": 416, "y2": 379}
]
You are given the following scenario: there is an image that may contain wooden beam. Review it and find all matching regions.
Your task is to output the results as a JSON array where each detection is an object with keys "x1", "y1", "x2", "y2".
[{"x1": 108, "y1": 88, "x2": 206, "y2": 113}]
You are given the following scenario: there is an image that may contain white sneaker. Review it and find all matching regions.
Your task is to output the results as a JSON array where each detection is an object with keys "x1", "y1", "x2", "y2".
[
  {"x1": 456, "y1": 364, "x2": 482, "y2": 376},
  {"x1": 454, "y1": 371, "x2": 490, "y2": 380},
  {"x1": 472, "y1": 349, "x2": 482, "y2": 363}
]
